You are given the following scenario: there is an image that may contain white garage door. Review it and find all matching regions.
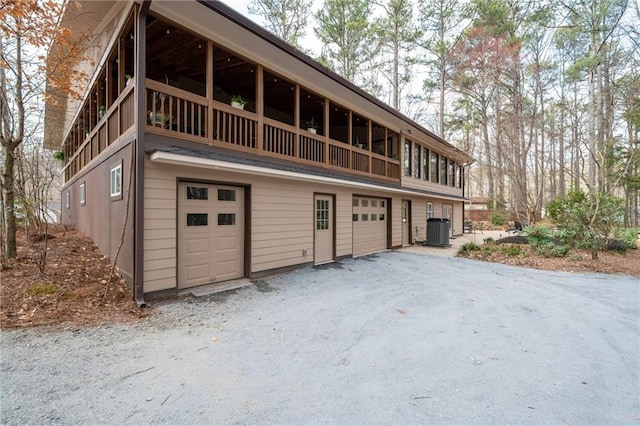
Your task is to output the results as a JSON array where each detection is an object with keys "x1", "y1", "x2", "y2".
[
  {"x1": 178, "y1": 182, "x2": 244, "y2": 289},
  {"x1": 352, "y1": 196, "x2": 388, "y2": 257}
]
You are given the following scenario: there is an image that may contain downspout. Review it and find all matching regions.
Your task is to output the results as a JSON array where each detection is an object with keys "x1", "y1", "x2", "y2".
[{"x1": 134, "y1": 0, "x2": 151, "y2": 307}]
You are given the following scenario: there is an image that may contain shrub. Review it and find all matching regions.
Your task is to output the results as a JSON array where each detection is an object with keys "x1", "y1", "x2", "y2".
[
  {"x1": 533, "y1": 241, "x2": 569, "y2": 257},
  {"x1": 526, "y1": 225, "x2": 553, "y2": 246},
  {"x1": 501, "y1": 245, "x2": 525, "y2": 257},
  {"x1": 26, "y1": 282, "x2": 57, "y2": 297},
  {"x1": 459, "y1": 242, "x2": 481, "y2": 254},
  {"x1": 483, "y1": 237, "x2": 495, "y2": 244},
  {"x1": 490, "y1": 211, "x2": 508, "y2": 226},
  {"x1": 546, "y1": 189, "x2": 624, "y2": 259},
  {"x1": 615, "y1": 227, "x2": 639, "y2": 250}
]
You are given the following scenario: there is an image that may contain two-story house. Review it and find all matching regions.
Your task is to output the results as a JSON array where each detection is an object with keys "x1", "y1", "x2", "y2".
[{"x1": 44, "y1": 0, "x2": 473, "y2": 305}]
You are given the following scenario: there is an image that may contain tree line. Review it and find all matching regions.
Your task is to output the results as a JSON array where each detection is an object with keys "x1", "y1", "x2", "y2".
[{"x1": 248, "y1": 0, "x2": 640, "y2": 226}]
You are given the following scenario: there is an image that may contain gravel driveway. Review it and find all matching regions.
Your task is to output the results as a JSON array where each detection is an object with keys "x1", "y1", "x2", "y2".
[{"x1": 2, "y1": 252, "x2": 639, "y2": 425}]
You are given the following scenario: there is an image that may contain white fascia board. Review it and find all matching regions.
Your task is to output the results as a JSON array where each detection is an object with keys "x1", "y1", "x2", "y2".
[{"x1": 149, "y1": 151, "x2": 465, "y2": 201}]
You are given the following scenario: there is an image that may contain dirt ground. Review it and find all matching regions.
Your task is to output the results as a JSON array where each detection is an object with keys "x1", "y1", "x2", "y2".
[
  {"x1": 1, "y1": 225, "x2": 638, "y2": 330},
  {"x1": 1, "y1": 225, "x2": 144, "y2": 329}
]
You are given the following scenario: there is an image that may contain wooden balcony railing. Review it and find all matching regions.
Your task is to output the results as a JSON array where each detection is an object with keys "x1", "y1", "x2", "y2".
[
  {"x1": 63, "y1": 82, "x2": 135, "y2": 181},
  {"x1": 145, "y1": 81, "x2": 401, "y2": 182}
]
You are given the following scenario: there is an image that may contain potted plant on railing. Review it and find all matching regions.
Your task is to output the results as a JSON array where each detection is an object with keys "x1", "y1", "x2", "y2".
[
  {"x1": 305, "y1": 117, "x2": 319, "y2": 134},
  {"x1": 148, "y1": 91, "x2": 169, "y2": 127},
  {"x1": 125, "y1": 74, "x2": 134, "y2": 85},
  {"x1": 231, "y1": 95, "x2": 247, "y2": 110},
  {"x1": 98, "y1": 105, "x2": 106, "y2": 119}
]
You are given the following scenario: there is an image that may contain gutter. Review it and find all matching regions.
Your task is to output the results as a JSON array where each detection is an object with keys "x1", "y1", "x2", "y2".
[
  {"x1": 134, "y1": 0, "x2": 152, "y2": 307},
  {"x1": 149, "y1": 150, "x2": 468, "y2": 202}
]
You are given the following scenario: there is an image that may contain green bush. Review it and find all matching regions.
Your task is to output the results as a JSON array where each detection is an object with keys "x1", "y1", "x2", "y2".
[
  {"x1": 501, "y1": 245, "x2": 525, "y2": 257},
  {"x1": 533, "y1": 241, "x2": 569, "y2": 257},
  {"x1": 490, "y1": 211, "x2": 508, "y2": 226},
  {"x1": 615, "y1": 227, "x2": 639, "y2": 250},
  {"x1": 546, "y1": 189, "x2": 624, "y2": 259},
  {"x1": 459, "y1": 242, "x2": 481, "y2": 254},
  {"x1": 526, "y1": 225, "x2": 552, "y2": 246},
  {"x1": 483, "y1": 237, "x2": 495, "y2": 244}
]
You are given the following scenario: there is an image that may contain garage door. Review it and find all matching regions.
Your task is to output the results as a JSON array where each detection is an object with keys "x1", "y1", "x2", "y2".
[
  {"x1": 352, "y1": 196, "x2": 388, "y2": 257},
  {"x1": 178, "y1": 182, "x2": 244, "y2": 289}
]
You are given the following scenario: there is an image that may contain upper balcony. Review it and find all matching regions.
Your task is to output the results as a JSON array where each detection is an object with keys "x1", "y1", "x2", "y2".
[{"x1": 145, "y1": 79, "x2": 401, "y2": 182}]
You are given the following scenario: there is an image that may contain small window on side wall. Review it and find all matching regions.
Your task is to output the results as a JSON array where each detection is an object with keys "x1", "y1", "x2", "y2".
[
  {"x1": 80, "y1": 182, "x2": 86, "y2": 206},
  {"x1": 65, "y1": 191, "x2": 70, "y2": 209},
  {"x1": 110, "y1": 163, "x2": 122, "y2": 199}
]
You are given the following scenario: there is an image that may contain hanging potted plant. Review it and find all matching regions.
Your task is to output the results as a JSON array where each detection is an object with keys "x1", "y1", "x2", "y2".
[
  {"x1": 231, "y1": 95, "x2": 247, "y2": 110},
  {"x1": 305, "y1": 117, "x2": 319, "y2": 134}
]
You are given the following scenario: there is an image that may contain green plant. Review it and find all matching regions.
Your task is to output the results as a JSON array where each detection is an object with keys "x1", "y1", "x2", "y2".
[
  {"x1": 305, "y1": 117, "x2": 319, "y2": 130},
  {"x1": 490, "y1": 211, "x2": 508, "y2": 226},
  {"x1": 526, "y1": 225, "x2": 552, "y2": 246},
  {"x1": 459, "y1": 242, "x2": 480, "y2": 254},
  {"x1": 546, "y1": 189, "x2": 624, "y2": 259},
  {"x1": 53, "y1": 150, "x2": 65, "y2": 162},
  {"x1": 483, "y1": 237, "x2": 495, "y2": 244},
  {"x1": 501, "y1": 245, "x2": 524, "y2": 257},
  {"x1": 26, "y1": 282, "x2": 57, "y2": 297},
  {"x1": 616, "y1": 227, "x2": 639, "y2": 249},
  {"x1": 533, "y1": 241, "x2": 569, "y2": 257},
  {"x1": 231, "y1": 95, "x2": 247, "y2": 106}
]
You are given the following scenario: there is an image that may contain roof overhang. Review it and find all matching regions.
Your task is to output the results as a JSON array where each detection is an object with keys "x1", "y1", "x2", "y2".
[{"x1": 149, "y1": 150, "x2": 467, "y2": 202}]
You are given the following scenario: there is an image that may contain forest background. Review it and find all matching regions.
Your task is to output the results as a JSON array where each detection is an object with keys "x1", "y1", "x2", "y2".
[{"x1": 230, "y1": 0, "x2": 639, "y2": 225}]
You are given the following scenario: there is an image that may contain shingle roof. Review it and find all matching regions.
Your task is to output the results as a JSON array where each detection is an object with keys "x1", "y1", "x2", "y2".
[{"x1": 148, "y1": 144, "x2": 468, "y2": 201}]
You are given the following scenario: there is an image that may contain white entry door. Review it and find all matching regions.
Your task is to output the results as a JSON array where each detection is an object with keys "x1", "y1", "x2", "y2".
[
  {"x1": 178, "y1": 183, "x2": 244, "y2": 289},
  {"x1": 314, "y1": 194, "x2": 334, "y2": 265}
]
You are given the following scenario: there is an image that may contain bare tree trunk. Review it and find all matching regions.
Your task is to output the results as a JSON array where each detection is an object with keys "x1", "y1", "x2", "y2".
[{"x1": 1, "y1": 146, "x2": 17, "y2": 258}]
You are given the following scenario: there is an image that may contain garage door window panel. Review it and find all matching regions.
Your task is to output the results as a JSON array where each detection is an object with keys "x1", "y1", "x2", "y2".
[
  {"x1": 186, "y1": 186, "x2": 208, "y2": 200},
  {"x1": 218, "y1": 213, "x2": 236, "y2": 226},
  {"x1": 187, "y1": 213, "x2": 208, "y2": 226},
  {"x1": 218, "y1": 189, "x2": 236, "y2": 201}
]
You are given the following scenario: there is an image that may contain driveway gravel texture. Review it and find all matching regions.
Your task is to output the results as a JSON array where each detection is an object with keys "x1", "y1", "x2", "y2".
[{"x1": 2, "y1": 251, "x2": 639, "y2": 425}]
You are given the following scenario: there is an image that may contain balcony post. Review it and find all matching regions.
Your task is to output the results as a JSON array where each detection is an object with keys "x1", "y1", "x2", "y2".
[{"x1": 256, "y1": 66, "x2": 264, "y2": 152}]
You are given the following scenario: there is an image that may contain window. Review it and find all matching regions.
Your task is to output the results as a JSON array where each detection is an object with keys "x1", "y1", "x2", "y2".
[
  {"x1": 423, "y1": 147, "x2": 429, "y2": 181},
  {"x1": 371, "y1": 214, "x2": 377, "y2": 221},
  {"x1": 371, "y1": 200, "x2": 377, "y2": 207},
  {"x1": 404, "y1": 140, "x2": 411, "y2": 176},
  {"x1": 379, "y1": 214, "x2": 385, "y2": 221},
  {"x1": 79, "y1": 182, "x2": 86, "y2": 206},
  {"x1": 449, "y1": 160, "x2": 456, "y2": 187},
  {"x1": 187, "y1": 213, "x2": 208, "y2": 226},
  {"x1": 218, "y1": 213, "x2": 236, "y2": 226},
  {"x1": 362, "y1": 199, "x2": 369, "y2": 207},
  {"x1": 187, "y1": 186, "x2": 208, "y2": 200},
  {"x1": 65, "y1": 191, "x2": 70, "y2": 209},
  {"x1": 440, "y1": 155, "x2": 448, "y2": 185},
  {"x1": 362, "y1": 214, "x2": 368, "y2": 221},
  {"x1": 218, "y1": 189, "x2": 236, "y2": 201},
  {"x1": 431, "y1": 152, "x2": 439, "y2": 183},
  {"x1": 380, "y1": 200, "x2": 385, "y2": 208},
  {"x1": 413, "y1": 143, "x2": 421, "y2": 178},
  {"x1": 110, "y1": 164, "x2": 122, "y2": 198},
  {"x1": 426, "y1": 202, "x2": 434, "y2": 219},
  {"x1": 316, "y1": 199, "x2": 329, "y2": 230},
  {"x1": 353, "y1": 198, "x2": 359, "y2": 207},
  {"x1": 353, "y1": 214, "x2": 358, "y2": 221}
]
